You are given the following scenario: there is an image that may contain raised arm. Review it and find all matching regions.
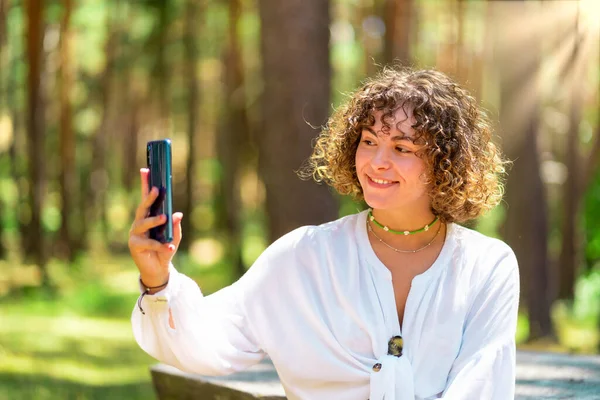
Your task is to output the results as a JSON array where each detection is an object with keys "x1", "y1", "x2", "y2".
[{"x1": 128, "y1": 168, "x2": 264, "y2": 376}]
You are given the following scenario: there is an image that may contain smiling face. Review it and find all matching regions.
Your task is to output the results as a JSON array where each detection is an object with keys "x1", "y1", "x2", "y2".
[{"x1": 355, "y1": 106, "x2": 432, "y2": 216}]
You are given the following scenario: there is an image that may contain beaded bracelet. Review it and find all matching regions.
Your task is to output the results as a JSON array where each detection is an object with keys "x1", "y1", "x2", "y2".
[{"x1": 137, "y1": 277, "x2": 169, "y2": 315}]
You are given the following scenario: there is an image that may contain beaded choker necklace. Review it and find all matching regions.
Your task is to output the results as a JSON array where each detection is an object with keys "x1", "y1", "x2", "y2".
[
  {"x1": 367, "y1": 209, "x2": 439, "y2": 235},
  {"x1": 367, "y1": 219, "x2": 442, "y2": 253}
]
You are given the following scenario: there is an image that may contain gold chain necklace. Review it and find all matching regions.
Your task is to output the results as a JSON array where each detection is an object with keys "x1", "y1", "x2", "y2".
[{"x1": 367, "y1": 219, "x2": 442, "y2": 254}]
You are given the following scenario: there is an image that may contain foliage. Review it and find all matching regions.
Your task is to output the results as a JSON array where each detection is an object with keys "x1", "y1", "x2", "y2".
[
  {"x1": 552, "y1": 265, "x2": 600, "y2": 354},
  {"x1": 572, "y1": 267, "x2": 600, "y2": 325},
  {"x1": 584, "y1": 168, "x2": 600, "y2": 263}
]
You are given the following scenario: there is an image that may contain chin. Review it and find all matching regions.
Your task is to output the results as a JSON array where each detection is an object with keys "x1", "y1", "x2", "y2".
[
  {"x1": 363, "y1": 196, "x2": 396, "y2": 211},
  {"x1": 363, "y1": 192, "x2": 424, "y2": 213}
]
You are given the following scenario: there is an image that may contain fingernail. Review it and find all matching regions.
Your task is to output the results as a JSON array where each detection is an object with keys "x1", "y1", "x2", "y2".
[{"x1": 168, "y1": 245, "x2": 175, "y2": 251}]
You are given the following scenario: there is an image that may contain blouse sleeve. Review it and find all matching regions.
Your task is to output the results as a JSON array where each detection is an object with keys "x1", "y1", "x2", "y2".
[
  {"x1": 441, "y1": 249, "x2": 520, "y2": 399},
  {"x1": 131, "y1": 263, "x2": 265, "y2": 376}
]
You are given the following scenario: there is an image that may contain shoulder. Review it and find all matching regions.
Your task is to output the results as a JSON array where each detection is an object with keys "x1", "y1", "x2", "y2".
[
  {"x1": 444, "y1": 225, "x2": 520, "y2": 325},
  {"x1": 451, "y1": 224, "x2": 516, "y2": 262},
  {"x1": 233, "y1": 212, "x2": 365, "y2": 304},
  {"x1": 239, "y1": 212, "x2": 364, "y2": 281},
  {"x1": 448, "y1": 223, "x2": 518, "y2": 283},
  {"x1": 264, "y1": 212, "x2": 362, "y2": 260}
]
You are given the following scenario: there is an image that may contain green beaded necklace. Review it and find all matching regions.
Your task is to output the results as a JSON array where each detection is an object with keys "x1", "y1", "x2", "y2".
[{"x1": 367, "y1": 209, "x2": 439, "y2": 235}]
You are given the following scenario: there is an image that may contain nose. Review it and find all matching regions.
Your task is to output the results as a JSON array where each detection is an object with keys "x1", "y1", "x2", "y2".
[{"x1": 370, "y1": 146, "x2": 391, "y2": 170}]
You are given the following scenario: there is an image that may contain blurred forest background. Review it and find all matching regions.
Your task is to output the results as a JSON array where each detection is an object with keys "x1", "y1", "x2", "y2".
[{"x1": 0, "y1": 0, "x2": 599, "y2": 399}]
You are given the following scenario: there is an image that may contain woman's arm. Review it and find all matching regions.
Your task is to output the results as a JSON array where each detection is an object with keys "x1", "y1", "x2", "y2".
[
  {"x1": 440, "y1": 251, "x2": 520, "y2": 399},
  {"x1": 129, "y1": 167, "x2": 266, "y2": 376},
  {"x1": 132, "y1": 263, "x2": 265, "y2": 376}
]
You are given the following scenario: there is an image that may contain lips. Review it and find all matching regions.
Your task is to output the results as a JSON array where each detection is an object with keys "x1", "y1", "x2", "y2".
[{"x1": 367, "y1": 175, "x2": 398, "y2": 187}]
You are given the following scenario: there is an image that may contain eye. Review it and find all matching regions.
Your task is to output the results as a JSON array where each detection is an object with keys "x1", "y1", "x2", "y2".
[
  {"x1": 362, "y1": 139, "x2": 375, "y2": 146},
  {"x1": 396, "y1": 147, "x2": 412, "y2": 154}
]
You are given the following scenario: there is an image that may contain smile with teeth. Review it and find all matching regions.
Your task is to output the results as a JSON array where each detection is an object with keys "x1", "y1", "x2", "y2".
[{"x1": 369, "y1": 176, "x2": 397, "y2": 185}]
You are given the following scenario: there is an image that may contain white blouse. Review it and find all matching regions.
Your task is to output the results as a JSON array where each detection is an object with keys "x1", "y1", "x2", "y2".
[{"x1": 132, "y1": 210, "x2": 520, "y2": 400}]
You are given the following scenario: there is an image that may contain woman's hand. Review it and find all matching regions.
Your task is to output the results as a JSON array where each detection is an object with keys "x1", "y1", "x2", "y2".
[{"x1": 128, "y1": 168, "x2": 183, "y2": 288}]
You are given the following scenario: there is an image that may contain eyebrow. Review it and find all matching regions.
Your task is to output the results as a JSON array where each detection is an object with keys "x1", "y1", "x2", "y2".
[{"x1": 363, "y1": 129, "x2": 415, "y2": 143}]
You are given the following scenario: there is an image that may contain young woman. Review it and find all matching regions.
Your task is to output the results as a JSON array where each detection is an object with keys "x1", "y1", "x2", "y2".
[{"x1": 128, "y1": 67, "x2": 519, "y2": 400}]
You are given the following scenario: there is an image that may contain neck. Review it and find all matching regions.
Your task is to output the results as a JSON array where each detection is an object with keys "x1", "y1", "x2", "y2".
[
  {"x1": 371, "y1": 207, "x2": 437, "y2": 232},
  {"x1": 368, "y1": 207, "x2": 444, "y2": 250}
]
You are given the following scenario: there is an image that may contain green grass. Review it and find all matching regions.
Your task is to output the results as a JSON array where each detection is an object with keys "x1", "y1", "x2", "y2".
[
  {"x1": 0, "y1": 313, "x2": 157, "y2": 400},
  {"x1": 0, "y1": 245, "x2": 241, "y2": 400},
  {"x1": 0, "y1": 251, "x2": 235, "y2": 400},
  {"x1": 0, "y1": 257, "x2": 157, "y2": 399}
]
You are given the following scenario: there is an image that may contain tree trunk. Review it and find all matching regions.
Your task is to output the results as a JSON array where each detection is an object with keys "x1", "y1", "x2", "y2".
[
  {"x1": 467, "y1": 0, "x2": 490, "y2": 100},
  {"x1": 495, "y1": 1, "x2": 553, "y2": 340},
  {"x1": 437, "y1": 0, "x2": 464, "y2": 78},
  {"x1": 7, "y1": 12, "x2": 26, "y2": 261},
  {"x1": 0, "y1": 0, "x2": 9, "y2": 259},
  {"x1": 84, "y1": 13, "x2": 117, "y2": 249},
  {"x1": 557, "y1": 7, "x2": 584, "y2": 301},
  {"x1": 155, "y1": 0, "x2": 169, "y2": 126},
  {"x1": 595, "y1": 109, "x2": 600, "y2": 355},
  {"x1": 0, "y1": 0, "x2": 8, "y2": 87},
  {"x1": 58, "y1": 0, "x2": 76, "y2": 261},
  {"x1": 122, "y1": 100, "x2": 139, "y2": 194},
  {"x1": 118, "y1": 0, "x2": 137, "y2": 196},
  {"x1": 258, "y1": 0, "x2": 337, "y2": 244},
  {"x1": 0, "y1": 0, "x2": 7, "y2": 48},
  {"x1": 180, "y1": 0, "x2": 202, "y2": 252},
  {"x1": 359, "y1": 0, "x2": 380, "y2": 76},
  {"x1": 24, "y1": 0, "x2": 49, "y2": 286},
  {"x1": 383, "y1": 0, "x2": 413, "y2": 66},
  {"x1": 215, "y1": 0, "x2": 249, "y2": 278}
]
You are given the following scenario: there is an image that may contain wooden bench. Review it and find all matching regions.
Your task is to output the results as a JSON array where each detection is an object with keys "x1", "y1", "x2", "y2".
[{"x1": 151, "y1": 350, "x2": 600, "y2": 399}]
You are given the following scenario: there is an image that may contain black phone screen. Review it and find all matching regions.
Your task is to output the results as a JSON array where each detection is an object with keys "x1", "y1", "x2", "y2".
[{"x1": 147, "y1": 139, "x2": 173, "y2": 243}]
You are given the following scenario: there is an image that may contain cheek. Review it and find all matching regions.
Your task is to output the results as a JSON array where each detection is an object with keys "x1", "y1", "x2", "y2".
[
  {"x1": 354, "y1": 148, "x2": 367, "y2": 171},
  {"x1": 402, "y1": 159, "x2": 428, "y2": 182}
]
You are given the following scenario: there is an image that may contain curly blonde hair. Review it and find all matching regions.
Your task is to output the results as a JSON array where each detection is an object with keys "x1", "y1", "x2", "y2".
[{"x1": 301, "y1": 66, "x2": 508, "y2": 224}]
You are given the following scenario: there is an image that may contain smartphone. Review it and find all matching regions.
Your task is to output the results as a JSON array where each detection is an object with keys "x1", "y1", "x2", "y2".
[{"x1": 146, "y1": 139, "x2": 174, "y2": 243}]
